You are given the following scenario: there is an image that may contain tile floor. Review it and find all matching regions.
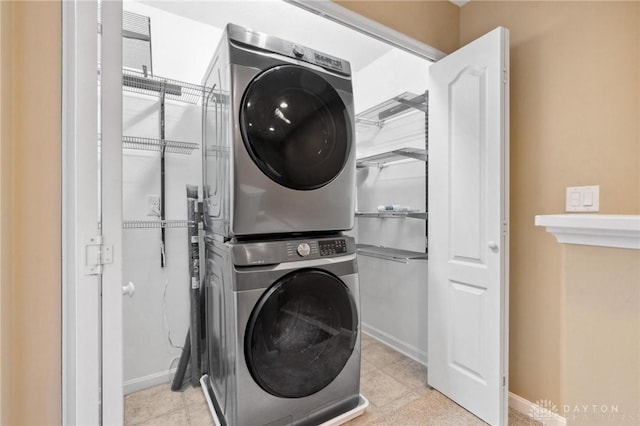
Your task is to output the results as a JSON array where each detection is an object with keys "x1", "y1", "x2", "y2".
[{"x1": 125, "y1": 334, "x2": 541, "y2": 426}]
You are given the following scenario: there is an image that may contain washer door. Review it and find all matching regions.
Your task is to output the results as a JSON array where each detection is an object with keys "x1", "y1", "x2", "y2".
[
  {"x1": 245, "y1": 268, "x2": 358, "y2": 398},
  {"x1": 240, "y1": 65, "x2": 352, "y2": 190}
]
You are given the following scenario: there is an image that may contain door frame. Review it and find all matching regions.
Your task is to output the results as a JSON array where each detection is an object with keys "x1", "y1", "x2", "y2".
[
  {"x1": 285, "y1": 0, "x2": 446, "y2": 62},
  {"x1": 62, "y1": 1, "x2": 122, "y2": 424},
  {"x1": 62, "y1": 2, "x2": 101, "y2": 423},
  {"x1": 62, "y1": 1, "x2": 508, "y2": 424}
]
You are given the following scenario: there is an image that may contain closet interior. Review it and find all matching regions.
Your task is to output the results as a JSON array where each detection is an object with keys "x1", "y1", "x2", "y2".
[{"x1": 119, "y1": 0, "x2": 431, "y2": 396}]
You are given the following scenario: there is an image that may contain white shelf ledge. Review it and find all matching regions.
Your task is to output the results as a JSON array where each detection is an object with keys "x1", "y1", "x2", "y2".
[{"x1": 535, "y1": 214, "x2": 640, "y2": 250}]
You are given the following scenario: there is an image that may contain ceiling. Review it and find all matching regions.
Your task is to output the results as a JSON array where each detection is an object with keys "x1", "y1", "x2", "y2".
[{"x1": 137, "y1": 0, "x2": 394, "y2": 72}]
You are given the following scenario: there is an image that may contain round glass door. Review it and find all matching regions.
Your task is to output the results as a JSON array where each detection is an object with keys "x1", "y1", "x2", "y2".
[
  {"x1": 240, "y1": 65, "x2": 351, "y2": 190},
  {"x1": 245, "y1": 268, "x2": 358, "y2": 398}
]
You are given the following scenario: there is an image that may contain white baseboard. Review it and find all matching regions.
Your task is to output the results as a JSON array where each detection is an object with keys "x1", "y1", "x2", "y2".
[
  {"x1": 361, "y1": 323, "x2": 428, "y2": 366},
  {"x1": 123, "y1": 368, "x2": 178, "y2": 395},
  {"x1": 509, "y1": 392, "x2": 567, "y2": 426}
]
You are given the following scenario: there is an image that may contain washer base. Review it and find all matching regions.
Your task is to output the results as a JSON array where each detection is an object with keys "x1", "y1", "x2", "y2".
[{"x1": 199, "y1": 375, "x2": 368, "y2": 426}]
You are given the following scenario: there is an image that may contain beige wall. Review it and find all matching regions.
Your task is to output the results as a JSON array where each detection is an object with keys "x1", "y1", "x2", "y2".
[
  {"x1": 460, "y1": 1, "x2": 640, "y2": 409},
  {"x1": 564, "y1": 245, "x2": 640, "y2": 424},
  {"x1": 337, "y1": 0, "x2": 640, "y2": 413},
  {"x1": 335, "y1": 0, "x2": 460, "y2": 54},
  {"x1": 0, "y1": 1, "x2": 13, "y2": 424},
  {"x1": 1, "y1": 1, "x2": 62, "y2": 424}
]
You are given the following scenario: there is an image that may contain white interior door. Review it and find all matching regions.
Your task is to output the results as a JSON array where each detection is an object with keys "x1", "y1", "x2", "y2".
[{"x1": 427, "y1": 27, "x2": 509, "y2": 425}]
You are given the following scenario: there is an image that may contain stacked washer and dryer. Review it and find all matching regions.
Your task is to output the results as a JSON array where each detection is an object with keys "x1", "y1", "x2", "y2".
[{"x1": 201, "y1": 24, "x2": 362, "y2": 426}]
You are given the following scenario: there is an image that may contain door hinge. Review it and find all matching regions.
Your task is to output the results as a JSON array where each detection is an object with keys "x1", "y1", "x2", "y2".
[
  {"x1": 85, "y1": 236, "x2": 113, "y2": 275},
  {"x1": 502, "y1": 376, "x2": 506, "y2": 387},
  {"x1": 503, "y1": 68, "x2": 508, "y2": 84}
]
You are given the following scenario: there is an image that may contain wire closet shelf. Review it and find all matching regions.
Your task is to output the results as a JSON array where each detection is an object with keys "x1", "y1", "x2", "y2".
[
  {"x1": 122, "y1": 69, "x2": 205, "y2": 105},
  {"x1": 355, "y1": 91, "x2": 428, "y2": 130},
  {"x1": 122, "y1": 136, "x2": 199, "y2": 155},
  {"x1": 122, "y1": 220, "x2": 195, "y2": 229}
]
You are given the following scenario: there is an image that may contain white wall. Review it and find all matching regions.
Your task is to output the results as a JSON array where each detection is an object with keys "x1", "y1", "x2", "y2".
[
  {"x1": 123, "y1": 1, "x2": 222, "y2": 85},
  {"x1": 122, "y1": 95, "x2": 202, "y2": 394},
  {"x1": 121, "y1": 2, "x2": 216, "y2": 394},
  {"x1": 352, "y1": 49, "x2": 430, "y2": 114},
  {"x1": 353, "y1": 49, "x2": 431, "y2": 365}
]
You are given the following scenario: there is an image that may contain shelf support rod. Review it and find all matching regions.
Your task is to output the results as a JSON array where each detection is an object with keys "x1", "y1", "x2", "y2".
[{"x1": 160, "y1": 80, "x2": 167, "y2": 267}]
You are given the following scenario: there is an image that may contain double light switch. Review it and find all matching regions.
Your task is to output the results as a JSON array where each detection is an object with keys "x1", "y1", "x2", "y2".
[{"x1": 565, "y1": 185, "x2": 599, "y2": 212}]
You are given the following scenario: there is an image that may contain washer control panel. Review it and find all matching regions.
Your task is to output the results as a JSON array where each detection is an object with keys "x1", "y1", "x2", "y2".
[
  {"x1": 236, "y1": 237, "x2": 354, "y2": 265},
  {"x1": 318, "y1": 239, "x2": 347, "y2": 256}
]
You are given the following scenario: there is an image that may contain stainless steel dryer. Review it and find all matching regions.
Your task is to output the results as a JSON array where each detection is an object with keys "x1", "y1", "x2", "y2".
[
  {"x1": 202, "y1": 24, "x2": 355, "y2": 239},
  {"x1": 204, "y1": 235, "x2": 361, "y2": 426}
]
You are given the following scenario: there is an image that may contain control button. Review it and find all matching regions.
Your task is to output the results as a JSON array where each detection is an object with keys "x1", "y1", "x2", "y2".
[
  {"x1": 292, "y1": 45, "x2": 305, "y2": 58},
  {"x1": 297, "y1": 243, "x2": 311, "y2": 257}
]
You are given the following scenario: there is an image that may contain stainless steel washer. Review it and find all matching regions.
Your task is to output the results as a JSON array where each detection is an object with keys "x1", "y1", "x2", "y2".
[
  {"x1": 205, "y1": 235, "x2": 361, "y2": 426},
  {"x1": 202, "y1": 24, "x2": 356, "y2": 239}
]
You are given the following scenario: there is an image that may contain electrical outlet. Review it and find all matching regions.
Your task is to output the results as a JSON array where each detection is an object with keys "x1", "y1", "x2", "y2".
[{"x1": 147, "y1": 195, "x2": 161, "y2": 217}]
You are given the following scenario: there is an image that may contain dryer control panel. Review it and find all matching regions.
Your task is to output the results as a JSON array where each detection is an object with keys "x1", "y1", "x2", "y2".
[
  {"x1": 318, "y1": 239, "x2": 348, "y2": 256},
  {"x1": 227, "y1": 23, "x2": 351, "y2": 76}
]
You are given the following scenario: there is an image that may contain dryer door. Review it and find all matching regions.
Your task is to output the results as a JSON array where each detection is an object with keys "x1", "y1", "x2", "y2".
[
  {"x1": 240, "y1": 65, "x2": 352, "y2": 190},
  {"x1": 245, "y1": 268, "x2": 358, "y2": 398}
]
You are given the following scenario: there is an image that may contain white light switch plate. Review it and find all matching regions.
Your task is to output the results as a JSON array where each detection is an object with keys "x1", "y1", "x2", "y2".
[{"x1": 565, "y1": 185, "x2": 599, "y2": 212}]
